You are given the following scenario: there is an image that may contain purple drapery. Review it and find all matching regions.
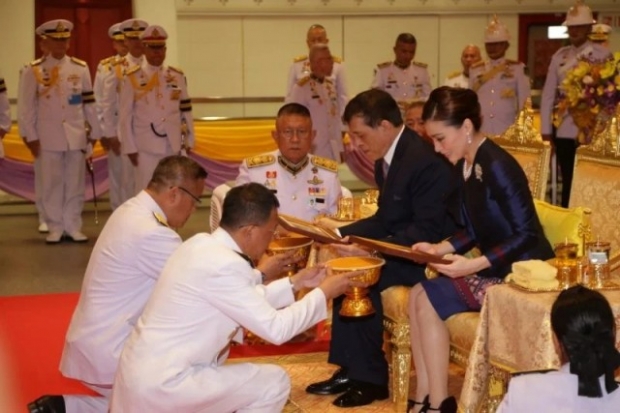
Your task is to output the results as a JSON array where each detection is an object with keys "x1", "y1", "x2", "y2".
[
  {"x1": 344, "y1": 145, "x2": 377, "y2": 187},
  {"x1": 189, "y1": 153, "x2": 240, "y2": 190}
]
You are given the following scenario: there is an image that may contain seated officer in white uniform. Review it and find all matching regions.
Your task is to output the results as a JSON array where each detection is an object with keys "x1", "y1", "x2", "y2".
[
  {"x1": 497, "y1": 285, "x2": 620, "y2": 412},
  {"x1": 236, "y1": 103, "x2": 342, "y2": 222},
  {"x1": 110, "y1": 183, "x2": 361, "y2": 413}
]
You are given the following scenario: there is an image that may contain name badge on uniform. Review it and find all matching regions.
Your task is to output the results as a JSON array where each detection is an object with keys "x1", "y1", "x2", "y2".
[{"x1": 68, "y1": 94, "x2": 82, "y2": 105}]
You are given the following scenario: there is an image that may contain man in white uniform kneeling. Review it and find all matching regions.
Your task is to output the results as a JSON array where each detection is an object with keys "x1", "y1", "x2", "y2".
[{"x1": 111, "y1": 183, "x2": 361, "y2": 413}]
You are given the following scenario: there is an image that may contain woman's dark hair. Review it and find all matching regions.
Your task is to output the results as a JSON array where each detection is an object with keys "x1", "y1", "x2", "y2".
[
  {"x1": 422, "y1": 86, "x2": 482, "y2": 132},
  {"x1": 220, "y1": 183, "x2": 280, "y2": 230},
  {"x1": 551, "y1": 285, "x2": 620, "y2": 398}
]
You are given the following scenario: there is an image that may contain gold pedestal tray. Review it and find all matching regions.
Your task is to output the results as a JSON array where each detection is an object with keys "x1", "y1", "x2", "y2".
[
  {"x1": 266, "y1": 236, "x2": 313, "y2": 278},
  {"x1": 326, "y1": 256, "x2": 385, "y2": 317}
]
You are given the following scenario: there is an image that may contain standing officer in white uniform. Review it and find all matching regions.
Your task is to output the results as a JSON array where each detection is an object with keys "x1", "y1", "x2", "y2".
[
  {"x1": 285, "y1": 24, "x2": 348, "y2": 103},
  {"x1": 371, "y1": 33, "x2": 432, "y2": 112},
  {"x1": 469, "y1": 16, "x2": 530, "y2": 136},
  {"x1": 540, "y1": 1, "x2": 610, "y2": 207},
  {"x1": 110, "y1": 183, "x2": 360, "y2": 413},
  {"x1": 0, "y1": 77, "x2": 9, "y2": 158},
  {"x1": 286, "y1": 44, "x2": 346, "y2": 162},
  {"x1": 27, "y1": 156, "x2": 207, "y2": 413},
  {"x1": 118, "y1": 24, "x2": 194, "y2": 194},
  {"x1": 18, "y1": 19, "x2": 102, "y2": 244},
  {"x1": 237, "y1": 103, "x2": 342, "y2": 221},
  {"x1": 443, "y1": 44, "x2": 482, "y2": 88},
  {"x1": 95, "y1": 23, "x2": 134, "y2": 210}
]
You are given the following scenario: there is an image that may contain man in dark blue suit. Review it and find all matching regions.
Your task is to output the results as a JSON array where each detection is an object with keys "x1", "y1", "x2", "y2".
[{"x1": 306, "y1": 89, "x2": 459, "y2": 407}]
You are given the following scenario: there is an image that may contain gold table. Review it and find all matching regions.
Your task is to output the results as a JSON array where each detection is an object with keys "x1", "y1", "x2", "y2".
[{"x1": 459, "y1": 284, "x2": 620, "y2": 413}]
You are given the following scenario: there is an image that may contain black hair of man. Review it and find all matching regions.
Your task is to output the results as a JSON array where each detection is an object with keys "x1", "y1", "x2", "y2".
[
  {"x1": 396, "y1": 32, "x2": 417, "y2": 45},
  {"x1": 343, "y1": 88, "x2": 403, "y2": 128},
  {"x1": 220, "y1": 183, "x2": 280, "y2": 230},
  {"x1": 277, "y1": 102, "x2": 311, "y2": 119},
  {"x1": 147, "y1": 155, "x2": 207, "y2": 193}
]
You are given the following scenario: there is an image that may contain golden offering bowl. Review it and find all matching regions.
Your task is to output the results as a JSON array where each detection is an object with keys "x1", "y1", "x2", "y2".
[
  {"x1": 326, "y1": 256, "x2": 385, "y2": 317},
  {"x1": 266, "y1": 236, "x2": 313, "y2": 277}
]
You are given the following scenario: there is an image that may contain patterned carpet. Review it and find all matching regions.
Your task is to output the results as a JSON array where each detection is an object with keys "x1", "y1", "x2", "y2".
[{"x1": 230, "y1": 352, "x2": 466, "y2": 412}]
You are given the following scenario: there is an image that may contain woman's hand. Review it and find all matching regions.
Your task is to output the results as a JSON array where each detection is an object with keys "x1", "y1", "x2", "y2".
[
  {"x1": 411, "y1": 242, "x2": 438, "y2": 255},
  {"x1": 329, "y1": 237, "x2": 371, "y2": 257},
  {"x1": 430, "y1": 254, "x2": 490, "y2": 279}
]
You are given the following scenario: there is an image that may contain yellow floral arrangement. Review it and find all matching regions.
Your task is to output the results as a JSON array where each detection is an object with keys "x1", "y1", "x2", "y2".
[{"x1": 555, "y1": 52, "x2": 620, "y2": 144}]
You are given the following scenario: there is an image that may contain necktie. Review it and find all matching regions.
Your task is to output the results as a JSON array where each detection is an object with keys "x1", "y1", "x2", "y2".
[{"x1": 382, "y1": 159, "x2": 390, "y2": 180}]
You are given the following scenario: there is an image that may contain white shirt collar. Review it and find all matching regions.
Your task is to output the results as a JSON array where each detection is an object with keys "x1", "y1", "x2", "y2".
[{"x1": 383, "y1": 125, "x2": 405, "y2": 167}]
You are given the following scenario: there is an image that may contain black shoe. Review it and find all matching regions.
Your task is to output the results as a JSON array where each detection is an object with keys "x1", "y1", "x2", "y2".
[
  {"x1": 306, "y1": 367, "x2": 351, "y2": 395},
  {"x1": 28, "y1": 395, "x2": 66, "y2": 413},
  {"x1": 408, "y1": 395, "x2": 430, "y2": 412},
  {"x1": 426, "y1": 396, "x2": 457, "y2": 413},
  {"x1": 332, "y1": 381, "x2": 389, "y2": 408}
]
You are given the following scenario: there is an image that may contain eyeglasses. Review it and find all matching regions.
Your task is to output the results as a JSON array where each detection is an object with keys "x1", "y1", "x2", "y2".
[
  {"x1": 176, "y1": 186, "x2": 201, "y2": 206},
  {"x1": 279, "y1": 129, "x2": 311, "y2": 140}
]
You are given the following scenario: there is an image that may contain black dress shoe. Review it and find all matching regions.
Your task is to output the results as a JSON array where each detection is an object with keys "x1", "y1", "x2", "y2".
[
  {"x1": 332, "y1": 381, "x2": 389, "y2": 408},
  {"x1": 426, "y1": 396, "x2": 457, "y2": 413},
  {"x1": 306, "y1": 367, "x2": 351, "y2": 395},
  {"x1": 408, "y1": 395, "x2": 430, "y2": 412},
  {"x1": 28, "y1": 395, "x2": 66, "y2": 413}
]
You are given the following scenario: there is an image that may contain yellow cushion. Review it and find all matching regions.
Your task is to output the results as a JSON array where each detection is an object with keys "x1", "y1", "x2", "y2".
[
  {"x1": 534, "y1": 200, "x2": 587, "y2": 253},
  {"x1": 381, "y1": 285, "x2": 411, "y2": 324}
]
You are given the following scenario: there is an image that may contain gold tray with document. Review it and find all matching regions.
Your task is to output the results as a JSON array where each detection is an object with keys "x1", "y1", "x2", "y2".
[
  {"x1": 278, "y1": 214, "x2": 344, "y2": 244},
  {"x1": 348, "y1": 236, "x2": 451, "y2": 265},
  {"x1": 506, "y1": 276, "x2": 620, "y2": 293}
]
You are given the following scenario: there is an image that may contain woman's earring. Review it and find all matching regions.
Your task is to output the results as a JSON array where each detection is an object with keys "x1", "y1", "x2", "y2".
[{"x1": 467, "y1": 133, "x2": 472, "y2": 144}]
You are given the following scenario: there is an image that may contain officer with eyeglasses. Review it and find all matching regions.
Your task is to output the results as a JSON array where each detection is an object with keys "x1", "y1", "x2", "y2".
[{"x1": 236, "y1": 103, "x2": 342, "y2": 222}]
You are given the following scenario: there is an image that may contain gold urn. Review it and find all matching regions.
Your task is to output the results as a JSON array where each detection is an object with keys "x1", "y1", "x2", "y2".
[
  {"x1": 266, "y1": 236, "x2": 313, "y2": 277},
  {"x1": 326, "y1": 256, "x2": 385, "y2": 317}
]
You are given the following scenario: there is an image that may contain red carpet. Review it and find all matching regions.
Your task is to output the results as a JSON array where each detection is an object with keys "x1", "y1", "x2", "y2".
[{"x1": 0, "y1": 293, "x2": 329, "y2": 409}]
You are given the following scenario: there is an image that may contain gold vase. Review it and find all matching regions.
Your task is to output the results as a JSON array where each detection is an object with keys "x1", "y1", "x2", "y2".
[
  {"x1": 326, "y1": 256, "x2": 385, "y2": 317},
  {"x1": 266, "y1": 236, "x2": 313, "y2": 277}
]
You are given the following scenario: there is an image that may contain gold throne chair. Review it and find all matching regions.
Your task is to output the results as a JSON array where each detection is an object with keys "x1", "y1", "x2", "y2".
[{"x1": 380, "y1": 101, "x2": 585, "y2": 412}]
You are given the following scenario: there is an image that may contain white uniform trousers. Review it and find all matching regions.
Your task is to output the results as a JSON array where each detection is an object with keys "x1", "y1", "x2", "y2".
[
  {"x1": 40, "y1": 149, "x2": 85, "y2": 234},
  {"x1": 133, "y1": 140, "x2": 176, "y2": 195},
  {"x1": 64, "y1": 383, "x2": 111, "y2": 413},
  {"x1": 107, "y1": 151, "x2": 135, "y2": 210},
  {"x1": 34, "y1": 156, "x2": 46, "y2": 224}
]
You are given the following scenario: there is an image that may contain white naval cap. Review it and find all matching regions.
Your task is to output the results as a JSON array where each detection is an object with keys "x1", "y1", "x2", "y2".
[
  {"x1": 563, "y1": 0, "x2": 595, "y2": 26},
  {"x1": 35, "y1": 19, "x2": 73, "y2": 39},
  {"x1": 119, "y1": 18, "x2": 149, "y2": 38},
  {"x1": 484, "y1": 15, "x2": 510, "y2": 43},
  {"x1": 108, "y1": 23, "x2": 124, "y2": 41},
  {"x1": 140, "y1": 25, "x2": 168, "y2": 46},
  {"x1": 589, "y1": 23, "x2": 612, "y2": 41}
]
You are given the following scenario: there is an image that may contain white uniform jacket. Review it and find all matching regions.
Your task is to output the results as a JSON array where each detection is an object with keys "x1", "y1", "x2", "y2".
[
  {"x1": 118, "y1": 60, "x2": 194, "y2": 156},
  {"x1": 18, "y1": 55, "x2": 102, "y2": 151},
  {"x1": 469, "y1": 58, "x2": 530, "y2": 136},
  {"x1": 60, "y1": 191, "x2": 182, "y2": 385},
  {"x1": 111, "y1": 228, "x2": 328, "y2": 412},
  {"x1": 371, "y1": 61, "x2": 432, "y2": 104},
  {"x1": 497, "y1": 364, "x2": 620, "y2": 412},
  {"x1": 443, "y1": 71, "x2": 470, "y2": 89},
  {"x1": 236, "y1": 150, "x2": 342, "y2": 221},
  {"x1": 285, "y1": 55, "x2": 348, "y2": 102},
  {"x1": 286, "y1": 76, "x2": 346, "y2": 161},
  {"x1": 540, "y1": 41, "x2": 611, "y2": 138}
]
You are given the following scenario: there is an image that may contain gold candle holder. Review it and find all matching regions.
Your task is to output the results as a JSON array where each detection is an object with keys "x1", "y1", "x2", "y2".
[
  {"x1": 585, "y1": 241, "x2": 611, "y2": 288},
  {"x1": 554, "y1": 242, "x2": 579, "y2": 289},
  {"x1": 326, "y1": 256, "x2": 385, "y2": 317}
]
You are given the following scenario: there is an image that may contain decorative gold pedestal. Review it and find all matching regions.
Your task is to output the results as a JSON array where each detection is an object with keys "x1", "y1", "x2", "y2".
[
  {"x1": 266, "y1": 236, "x2": 313, "y2": 277},
  {"x1": 326, "y1": 256, "x2": 385, "y2": 317}
]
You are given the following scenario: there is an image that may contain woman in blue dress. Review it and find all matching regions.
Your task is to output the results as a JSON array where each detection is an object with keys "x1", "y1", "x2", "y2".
[{"x1": 407, "y1": 86, "x2": 554, "y2": 413}]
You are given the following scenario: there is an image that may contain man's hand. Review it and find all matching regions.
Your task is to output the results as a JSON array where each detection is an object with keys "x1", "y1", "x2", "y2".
[
  {"x1": 127, "y1": 152, "x2": 139, "y2": 166},
  {"x1": 318, "y1": 267, "x2": 367, "y2": 300},
  {"x1": 257, "y1": 250, "x2": 300, "y2": 283},
  {"x1": 24, "y1": 139, "x2": 40, "y2": 158},
  {"x1": 290, "y1": 264, "x2": 327, "y2": 291},
  {"x1": 329, "y1": 239, "x2": 371, "y2": 257}
]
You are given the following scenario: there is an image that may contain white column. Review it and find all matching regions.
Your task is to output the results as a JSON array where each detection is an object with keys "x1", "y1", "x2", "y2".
[{"x1": 133, "y1": 0, "x2": 179, "y2": 67}]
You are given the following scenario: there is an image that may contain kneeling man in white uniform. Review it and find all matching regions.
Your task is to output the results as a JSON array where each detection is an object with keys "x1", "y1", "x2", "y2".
[{"x1": 111, "y1": 183, "x2": 360, "y2": 413}]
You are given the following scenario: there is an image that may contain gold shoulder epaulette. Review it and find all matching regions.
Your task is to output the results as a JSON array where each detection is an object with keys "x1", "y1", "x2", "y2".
[
  {"x1": 293, "y1": 55, "x2": 308, "y2": 63},
  {"x1": 447, "y1": 70, "x2": 461, "y2": 79},
  {"x1": 297, "y1": 75, "x2": 311, "y2": 87},
  {"x1": 153, "y1": 212, "x2": 170, "y2": 228},
  {"x1": 30, "y1": 57, "x2": 45, "y2": 67},
  {"x1": 70, "y1": 57, "x2": 87, "y2": 67},
  {"x1": 311, "y1": 156, "x2": 338, "y2": 172},
  {"x1": 126, "y1": 65, "x2": 141, "y2": 76},
  {"x1": 246, "y1": 154, "x2": 275, "y2": 168},
  {"x1": 333, "y1": 55, "x2": 342, "y2": 63},
  {"x1": 377, "y1": 61, "x2": 392, "y2": 69},
  {"x1": 99, "y1": 56, "x2": 113, "y2": 66},
  {"x1": 412, "y1": 61, "x2": 428, "y2": 68},
  {"x1": 471, "y1": 60, "x2": 486, "y2": 69},
  {"x1": 111, "y1": 56, "x2": 124, "y2": 66},
  {"x1": 168, "y1": 65, "x2": 184, "y2": 75}
]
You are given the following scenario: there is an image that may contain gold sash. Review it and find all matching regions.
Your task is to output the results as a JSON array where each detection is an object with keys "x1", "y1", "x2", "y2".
[
  {"x1": 472, "y1": 62, "x2": 507, "y2": 92},
  {"x1": 33, "y1": 66, "x2": 59, "y2": 98},
  {"x1": 129, "y1": 71, "x2": 159, "y2": 101}
]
